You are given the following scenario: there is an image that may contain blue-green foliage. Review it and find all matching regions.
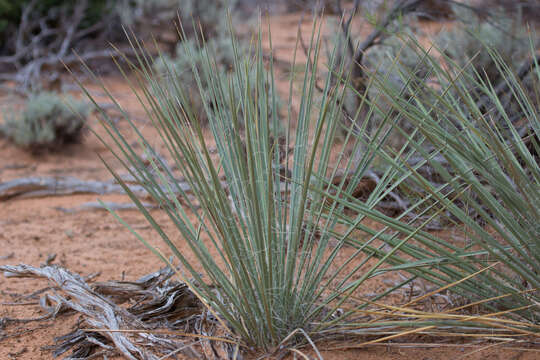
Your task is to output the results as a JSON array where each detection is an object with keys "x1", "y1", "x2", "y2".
[
  {"x1": 154, "y1": 34, "x2": 282, "y2": 133},
  {"x1": 1, "y1": 92, "x2": 90, "y2": 150},
  {"x1": 153, "y1": 36, "x2": 236, "y2": 123},
  {"x1": 437, "y1": 7, "x2": 531, "y2": 85}
]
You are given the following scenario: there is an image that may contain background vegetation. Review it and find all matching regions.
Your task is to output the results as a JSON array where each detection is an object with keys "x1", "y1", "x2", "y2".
[
  {"x1": 0, "y1": 92, "x2": 90, "y2": 150},
  {"x1": 0, "y1": 0, "x2": 538, "y2": 358}
]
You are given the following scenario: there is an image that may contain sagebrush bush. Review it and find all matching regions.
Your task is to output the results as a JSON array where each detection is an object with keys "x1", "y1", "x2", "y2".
[
  {"x1": 364, "y1": 35, "x2": 434, "y2": 139},
  {"x1": 154, "y1": 35, "x2": 282, "y2": 133},
  {"x1": 178, "y1": 0, "x2": 238, "y2": 38},
  {"x1": 151, "y1": 0, "x2": 243, "y2": 116},
  {"x1": 153, "y1": 37, "x2": 235, "y2": 123},
  {"x1": 1, "y1": 92, "x2": 90, "y2": 150},
  {"x1": 114, "y1": 0, "x2": 236, "y2": 36},
  {"x1": 437, "y1": 8, "x2": 531, "y2": 85}
]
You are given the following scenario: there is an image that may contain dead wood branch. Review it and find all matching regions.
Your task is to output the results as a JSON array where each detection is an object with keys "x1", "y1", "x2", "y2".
[
  {"x1": 297, "y1": 1, "x2": 424, "y2": 137},
  {"x1": 1, "y1": 264, "x2": 150, "y2": 359},
  {"x1": 0, "y1": 176, "x2": 191, "y2": 201},
  {"x1": 336, "y1": 0, "x2": 422, "y2": 135},
  {"x1": 54, "y1": 201, "x2": 158, "y2": 214},
  {"x1": 1, "y1": 264, "x2": 204, "y2": 359},
  {"x1": 339, "y1": 0, "x2": 423, "y2": 86},
  {"x1": 0, "y1": 0, "x2": 143, "y2": 93},
  {"x1": 0, "y1": 1, "x2": 94, "y2": 91}
]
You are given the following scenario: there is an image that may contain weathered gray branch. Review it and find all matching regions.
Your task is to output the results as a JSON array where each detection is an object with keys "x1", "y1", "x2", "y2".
[
  {"x1": 54, "y1": 201, "x2": 159, "y2": 213},
  {"x1": 0, "y1": 0, "x2": 133, "y2": 93},
  {"x1": 1, "y1": 264, "x2": 202, "y2": 359},
  {"x1": 0, "y1": 176, "x2": 191, "y2": 201}
]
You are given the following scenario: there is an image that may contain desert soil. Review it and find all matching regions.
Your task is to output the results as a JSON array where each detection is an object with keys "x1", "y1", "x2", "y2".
[{"x1": 0, "y1": 13, "x2": 537, "y2": 360}]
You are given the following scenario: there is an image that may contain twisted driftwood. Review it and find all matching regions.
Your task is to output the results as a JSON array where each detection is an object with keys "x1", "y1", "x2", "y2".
[
  {"x1": 0, "y1": 176, "x2": 191, "y2": 201},
  {"x1": 1, "y1": 264, "x2": 204, "y2": 359}
]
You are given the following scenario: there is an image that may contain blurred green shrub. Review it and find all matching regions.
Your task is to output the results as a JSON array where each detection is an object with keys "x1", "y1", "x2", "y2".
[
  {"x1": 435, "y1": 8, "x2": 536, "y2": 127},
  {"x1": 153, "y1": 0, "x2": 281, "y2": 131},
  {"x1": 154, "y1": 35, "x2": 282, "y2": 136},
  {"x1": 179, "y1": 0, "x2": 238, "y2": 38},
  {"x1": 153, "y1": 36, "x2": 235, "y2": 122},
  {"x1": 343, "y1": 7, "x2": 534, "y2": 143},
  {"x1": 114, "y1": 0, "x2": 238, "y2": 38},
  {"x1": 0, "y1": 0, "x2": 21, "y2": 34},
  {"x1": 364, "y1": 35, "x2": 434, "y2": 132},
  {"x1": 1, "y1": 92, "x2": 90, "y2": 151},
  {"x1": 437, "y1": 8, "x2": 531, "y2": 85}
]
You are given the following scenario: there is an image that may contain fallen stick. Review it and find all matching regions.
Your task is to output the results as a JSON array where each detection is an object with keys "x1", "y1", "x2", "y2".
[
  {"x1": 0, "y1": 176, "x2": 191, "y2": 201},
  {"x1": 54, "y1": 201, "x2": 159, "y2": 214},
  {"x1": 1, "y1": 264, "x2": 147, "y2": 359}
]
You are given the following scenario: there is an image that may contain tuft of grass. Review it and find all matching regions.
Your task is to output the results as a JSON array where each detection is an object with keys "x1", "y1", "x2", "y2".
[{"x1": 1, "y1": 92, "x2": 90, "y2": 151}]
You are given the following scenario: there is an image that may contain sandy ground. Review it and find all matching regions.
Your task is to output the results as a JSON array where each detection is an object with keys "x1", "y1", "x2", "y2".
[{"x1": 1, "y1": 13, "x2": 538, "y2": 360}]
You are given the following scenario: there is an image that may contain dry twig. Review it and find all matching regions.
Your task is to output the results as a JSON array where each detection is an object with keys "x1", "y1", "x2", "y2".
[
  {"x1": 0, "y1": 176, "x2": 191, "y2": 201},
  {"x1": 1, "y1": 264, "x2": 204, "y2": 359}
]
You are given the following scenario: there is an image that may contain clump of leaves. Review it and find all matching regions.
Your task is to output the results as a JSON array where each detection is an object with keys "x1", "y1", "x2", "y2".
[{"x1": 1, "y1": 92, "x2": 90, "y2": 151}]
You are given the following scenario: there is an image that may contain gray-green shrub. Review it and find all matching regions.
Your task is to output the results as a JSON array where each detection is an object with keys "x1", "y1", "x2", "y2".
[
  {"x1": 1, "y1": 92, "x2": 90, "y2": 150},
  {"x1": 153, "y1": 33, "x2": 283, "y2": 135},
  {"x1": 153, "y1": 36, "x2": 236, "y2": 124},
  {"x1": 437, "y1": 7, "x2": 532, "y2": 87}
]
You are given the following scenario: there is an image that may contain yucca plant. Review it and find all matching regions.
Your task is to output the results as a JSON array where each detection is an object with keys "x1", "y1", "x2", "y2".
[
  {"x1": 327, "y1": 33, "x2": 539, "y2": 332},
  {"x1": 74, "y1": 18, "x2": 479, "y2": 355}
]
